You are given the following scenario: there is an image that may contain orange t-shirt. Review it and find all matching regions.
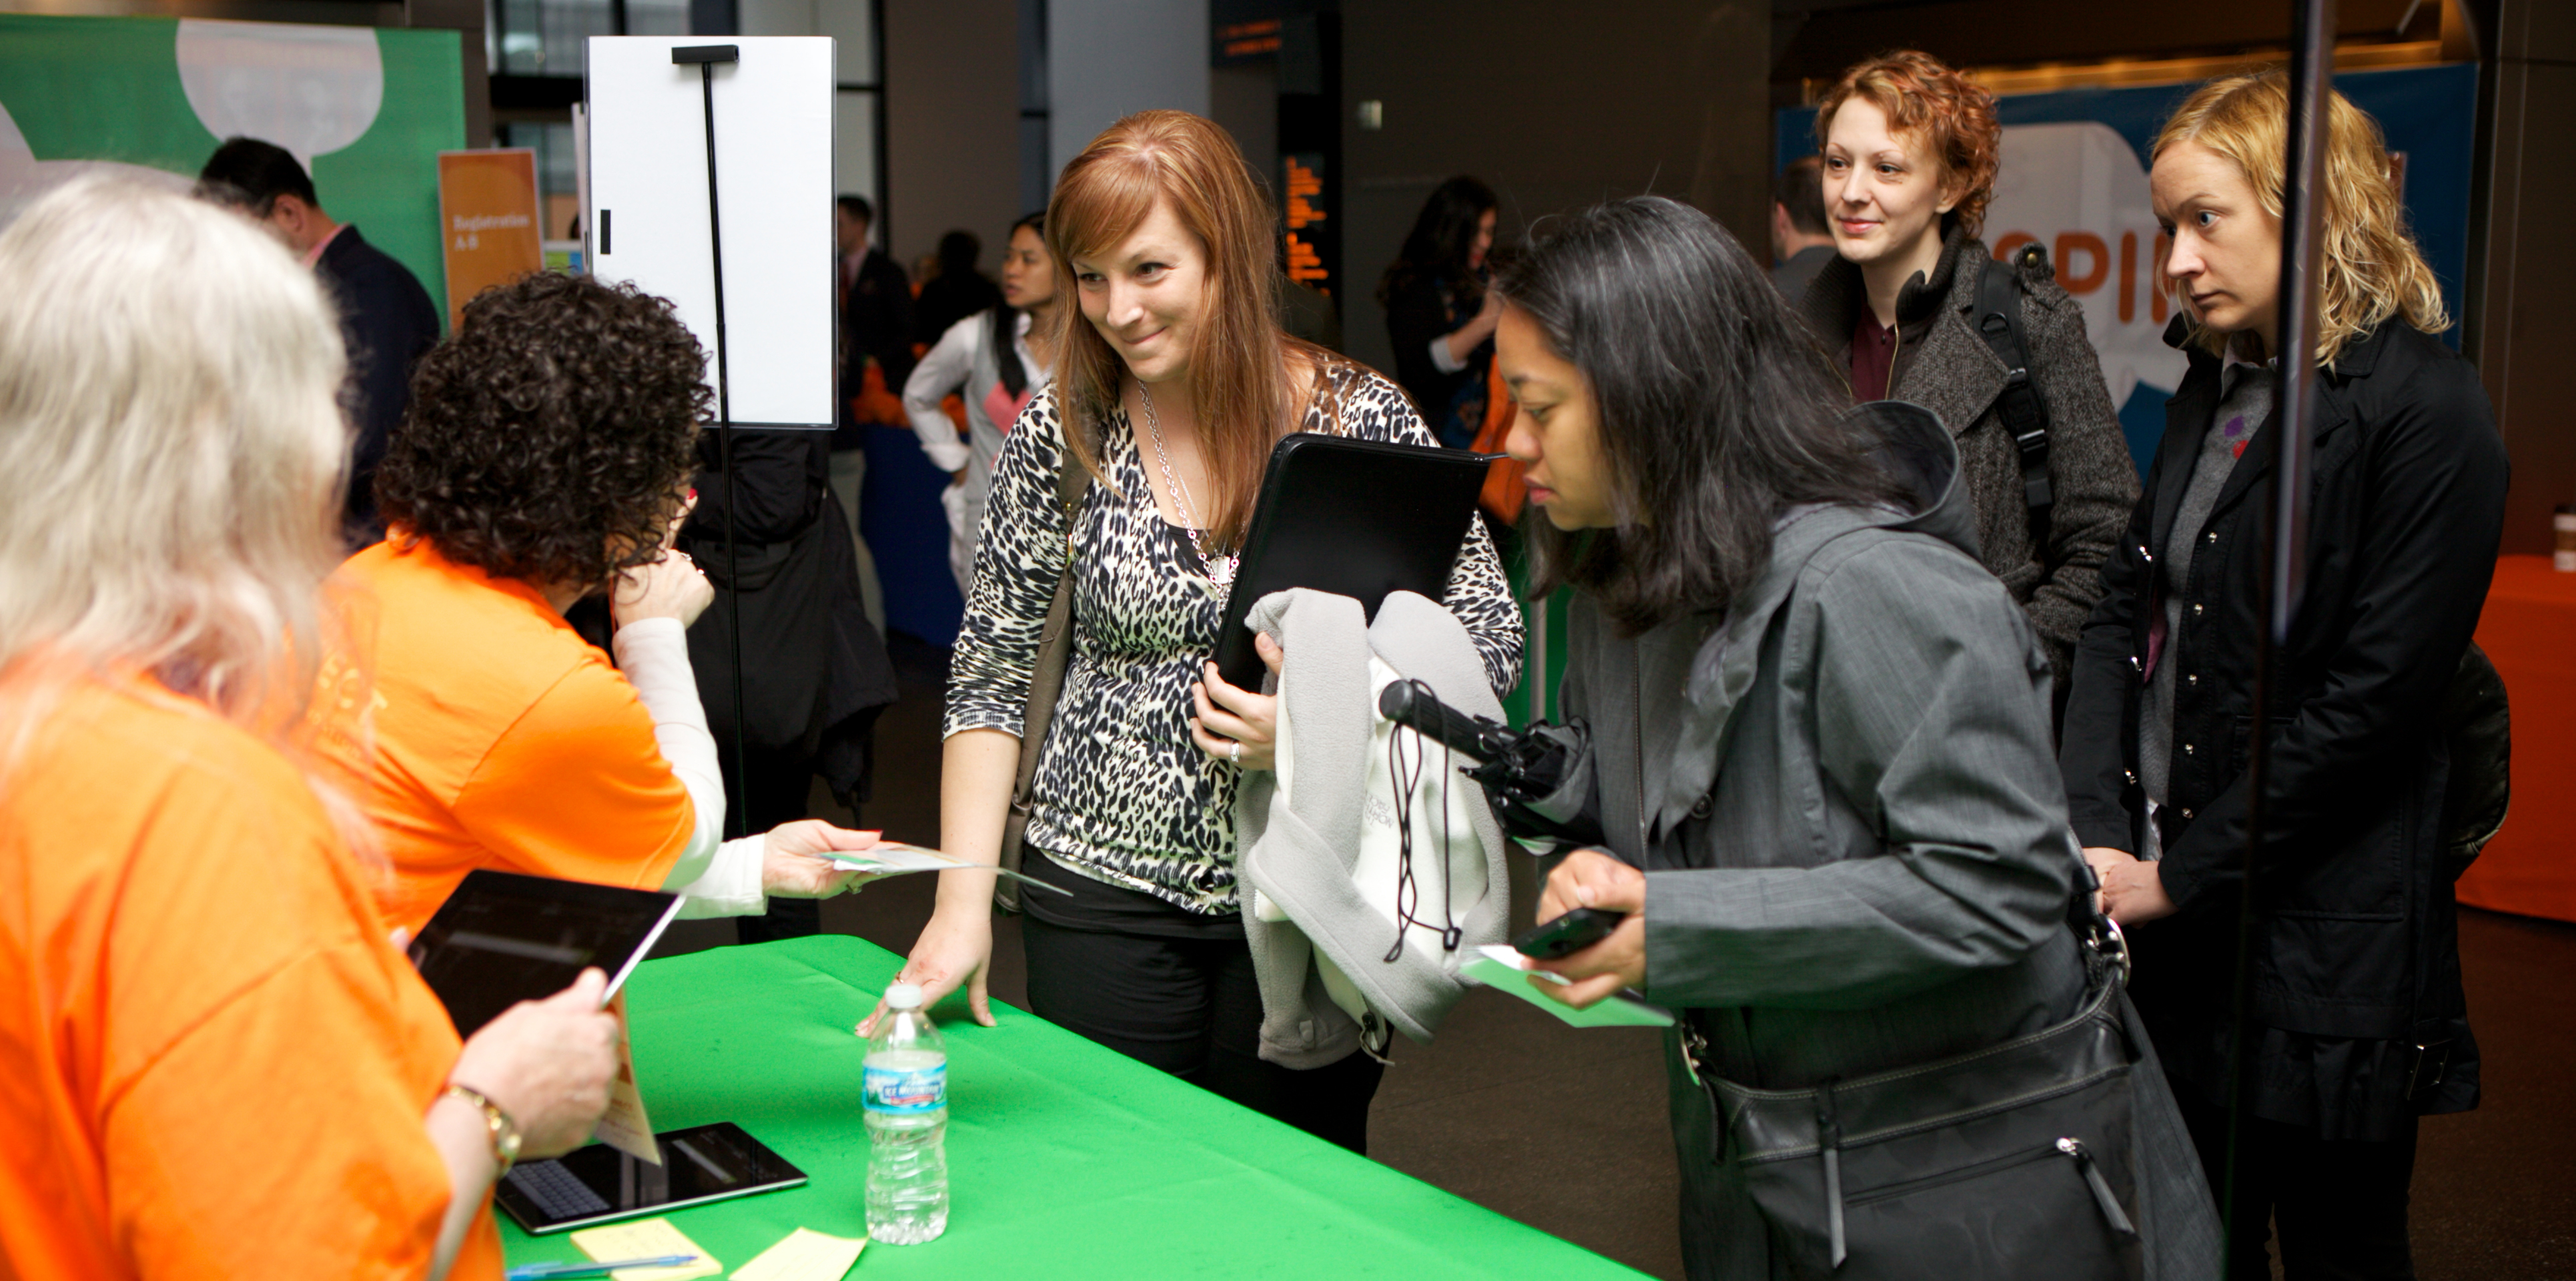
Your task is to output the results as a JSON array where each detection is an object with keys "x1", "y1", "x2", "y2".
[
  {"x1": 320, "y1": 538, "x2": 696, "y2": 933},
  {"x1": 0, "y1": 669, "x2": 504, "y2": 1280}
]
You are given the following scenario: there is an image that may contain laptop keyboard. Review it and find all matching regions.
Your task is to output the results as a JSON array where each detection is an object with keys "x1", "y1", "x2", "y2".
[{"x1": 506, "y1": 1160, "x2": 612, "y2": 1219}]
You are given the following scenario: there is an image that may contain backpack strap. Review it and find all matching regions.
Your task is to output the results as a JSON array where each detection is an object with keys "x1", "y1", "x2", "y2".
[{"x1": 1975, "y1": 244, "x2": 2054, "y2": 544}]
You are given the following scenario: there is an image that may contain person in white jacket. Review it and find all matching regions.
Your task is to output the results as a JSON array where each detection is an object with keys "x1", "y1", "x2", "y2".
[{"x1": 903, "y1": 210, "x2": 1059, "y2": 592}]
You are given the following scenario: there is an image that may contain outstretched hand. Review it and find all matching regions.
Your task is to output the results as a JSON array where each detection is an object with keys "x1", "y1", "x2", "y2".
[
  {"x1": 857, "y1": 910, "x2": 995, "y2": 1037},
  {"x1": 759, "y1": 820, "x2": 886, "y2": 899}
]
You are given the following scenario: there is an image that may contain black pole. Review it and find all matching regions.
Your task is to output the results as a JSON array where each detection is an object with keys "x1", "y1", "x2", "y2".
[
  {"x1": 677, "y1": 43, "x2": 750, "y2": 839},
  {"x1": 2220, "y1": 0, "x2": 2334, "y2": 1257}
]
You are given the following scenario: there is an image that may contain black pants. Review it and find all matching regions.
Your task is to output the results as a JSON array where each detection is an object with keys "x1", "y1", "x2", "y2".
[
  {"x1": 1019, "y1": 913, "x2": 1384, "y2": 1154},
  {"x1": 728, "y1": 743, "x2": 823, "y2": 945},
  {"x1": 2174, "y1": 1084, "x2": 2419, "y2": 1280}
]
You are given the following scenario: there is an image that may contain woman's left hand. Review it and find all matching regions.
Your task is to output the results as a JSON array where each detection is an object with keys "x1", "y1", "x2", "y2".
[
  {"x1": 2094, "y1": 850, "x2": 2179, "y2": 926},
  {"x1": 1191, "y1": 632, "x2": 1284, "y2": 771},
  {"x1": 1527, "y1": 849, "x2": 1649, "y2": 1009}
]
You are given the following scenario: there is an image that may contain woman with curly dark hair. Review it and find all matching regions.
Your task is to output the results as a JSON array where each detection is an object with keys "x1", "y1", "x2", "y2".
[{"x1": 322, "y1": 270, "x2": 881, "y2": 933}]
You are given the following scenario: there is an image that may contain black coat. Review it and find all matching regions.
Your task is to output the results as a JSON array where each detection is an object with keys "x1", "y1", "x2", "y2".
[
  {"x1": 679, "y1": 430, "x2": 898, "y2": 809},
  {"x1": 836, "y1": 249, "x2": 913, "y2": 448},
  {"x1": 1382, "y1": 272, "x2": 1488, "y2": 448},
  {"x1": 912, "y1": 269, "x2": 1003, "y2": 352},
  {"x1": 2059, "y1": 318, "x2": 2508, "y2": 1134},
  {"x1": 318, "y1": 225, "x2": 439, "y2": 544}
]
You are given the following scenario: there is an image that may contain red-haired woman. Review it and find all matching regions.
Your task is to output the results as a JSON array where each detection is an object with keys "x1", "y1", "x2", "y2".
[
  {"x1": 861, "y1": 111, "x2": 1523, "y2": 1152},
  {"x1": 1797, "y1": 50, "x2": 2138, "y2": 705}
]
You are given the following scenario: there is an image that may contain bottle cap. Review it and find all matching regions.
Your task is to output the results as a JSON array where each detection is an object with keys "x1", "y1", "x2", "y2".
[{"x1": 884, "y1": 983, "x2": 924, "y2": 1010}]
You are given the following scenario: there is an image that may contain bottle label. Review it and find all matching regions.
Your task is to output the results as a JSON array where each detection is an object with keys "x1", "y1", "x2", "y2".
[{"x1": 864, "y1": 1061, "x2": 947, "y2": 1114}]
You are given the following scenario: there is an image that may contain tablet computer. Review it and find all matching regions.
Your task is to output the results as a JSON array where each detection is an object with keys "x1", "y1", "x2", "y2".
[
  {"x1": 1209, "y1": 433, "x2": 1494, "y2": 691},
  {"x1": 495, "y1": 1122, "x2": 808, "y2": 1234},
  {"x1": 407, "y1": 869, "x2": 683, "y2": 1038}
]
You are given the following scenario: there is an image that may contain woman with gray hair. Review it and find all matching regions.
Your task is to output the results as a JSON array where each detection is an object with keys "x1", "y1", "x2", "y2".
[{"x1": 0, "y1": 178, "x2": 619, "y2": 1280}]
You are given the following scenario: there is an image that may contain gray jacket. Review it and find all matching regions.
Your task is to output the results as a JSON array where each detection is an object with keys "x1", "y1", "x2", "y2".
[
  {"x1": 1554, "y1": 405, "x2": 2216, "y2": 1279},
  {"x1": 1234, "y1": 589, "x2": 1512, "y2": 1068},
  {"x1": 1799, "y1": 230, "x2": 2139, "y2": 684}
]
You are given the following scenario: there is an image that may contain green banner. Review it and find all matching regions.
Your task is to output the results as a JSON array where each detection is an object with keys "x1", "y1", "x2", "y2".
[{"x1": 0, "y1": 13, "x2": 464, "y2": 324}]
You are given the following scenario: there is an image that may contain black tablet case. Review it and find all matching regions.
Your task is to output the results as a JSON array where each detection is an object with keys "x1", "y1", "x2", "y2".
[
  {"x1": 1210, "y1": 433, "x2": 1494, "y2": 691},
  {"x1": 408, "y1": 869, "x2": 682, "y2": 1037}
]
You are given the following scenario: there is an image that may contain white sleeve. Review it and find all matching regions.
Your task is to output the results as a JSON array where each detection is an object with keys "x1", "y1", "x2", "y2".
[
  {"x1": 1428, "y1": 330, "x2": 1470, "y2": 375},
  {"x1": 609, "y1": 617, "x2": 759, "y2": 915},
  {"x1": 671, "y1": 835, "x2": 770, "y2": 919},
  {"x1": 902, "y1": 316, "x2": 980, "y2": 473}
]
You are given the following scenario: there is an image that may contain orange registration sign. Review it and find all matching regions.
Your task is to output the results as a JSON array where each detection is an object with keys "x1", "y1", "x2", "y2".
[{"x1": 436, "y1": 149, "x2": 544, "y2": 330}]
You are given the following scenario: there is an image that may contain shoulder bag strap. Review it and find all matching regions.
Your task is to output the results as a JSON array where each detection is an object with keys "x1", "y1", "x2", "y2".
[
  {"x1": 1976, "y1": 245, "x2": 2055, "y2": 546},
  {"x1": 994, "y1": 440, "x2": 1092, "y2": 912}
]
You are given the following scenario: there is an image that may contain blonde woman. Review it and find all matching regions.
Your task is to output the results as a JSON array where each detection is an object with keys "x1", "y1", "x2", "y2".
[
  {"x1": 0, "y1": 179, "x2": 620, "y2": 1280},
  {"x1": 2060, "y1": 71, "x2": 2507, "y2": 1278}
]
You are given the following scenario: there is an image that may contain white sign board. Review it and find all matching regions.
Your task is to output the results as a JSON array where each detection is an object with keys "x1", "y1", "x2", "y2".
[{"x1": 585, "y1": 36, "x2": 834, "y2": 429}]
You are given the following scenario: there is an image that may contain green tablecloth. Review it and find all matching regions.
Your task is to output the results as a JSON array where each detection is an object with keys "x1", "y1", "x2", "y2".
[{"x1": 499, "y1": 935, "x2": 1647, "y2": 1279}]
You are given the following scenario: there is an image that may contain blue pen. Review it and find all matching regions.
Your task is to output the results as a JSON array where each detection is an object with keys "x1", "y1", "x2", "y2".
[{"x1": 504, "y1": 1255, "x2": 698, "y2": 1280}]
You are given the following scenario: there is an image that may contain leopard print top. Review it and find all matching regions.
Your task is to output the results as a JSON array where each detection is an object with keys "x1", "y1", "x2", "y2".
[{"x1": 943, "y1": 360, "x2": 1524, "y2": 914}]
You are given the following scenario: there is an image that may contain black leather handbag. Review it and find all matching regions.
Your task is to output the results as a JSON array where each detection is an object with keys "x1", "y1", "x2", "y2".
[{"x1": 1679, "y1": 917, "x2": 2145, "y2": 1280}]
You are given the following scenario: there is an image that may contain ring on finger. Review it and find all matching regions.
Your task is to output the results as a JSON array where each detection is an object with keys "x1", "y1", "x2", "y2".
[{"x1": 1230, "y1": 741, "x2": 1242, "y2": 765}]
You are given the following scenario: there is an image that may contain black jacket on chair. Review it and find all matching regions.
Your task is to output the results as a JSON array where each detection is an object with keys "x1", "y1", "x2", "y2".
[
  {"x1": 836, "y1": 249, "x2": 913, "y2": 448},
  {"x1": 317, "y1": 225, "x2": 439, "y2": 545},
  {"x1": 2059, "y1": 317, "x2": 2509, "y2": 1135},
  {"x1": 679, "y1": 430, "x2": 899, "y2": 809}
]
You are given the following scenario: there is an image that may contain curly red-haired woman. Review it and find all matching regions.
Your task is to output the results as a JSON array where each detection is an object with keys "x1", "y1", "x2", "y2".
[{"x1": 1795, "y1": 50, "x2": 2140, "y2": 713}]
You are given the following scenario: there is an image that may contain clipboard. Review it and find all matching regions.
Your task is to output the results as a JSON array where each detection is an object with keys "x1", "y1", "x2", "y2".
[{"x1": 1210, "y1": 433, "x2": 1495, "y2": 691}]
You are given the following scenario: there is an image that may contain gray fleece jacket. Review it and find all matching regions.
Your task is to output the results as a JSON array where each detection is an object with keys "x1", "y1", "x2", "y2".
[{"x1": 1233, "y1": 588, "x2": 1511, "y2": 1069}]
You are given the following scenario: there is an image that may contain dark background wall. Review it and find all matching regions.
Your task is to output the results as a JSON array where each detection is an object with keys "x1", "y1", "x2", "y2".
[
  {"x1": 1334, "y1": 1, "x2": 1771, "y2": 380},
  {"x1": 884, "y1": 0, "x2": 1020, "y2": 271},
  {"x1": 2475, "y1": 0, "x2": 2575, "y2": 554}
]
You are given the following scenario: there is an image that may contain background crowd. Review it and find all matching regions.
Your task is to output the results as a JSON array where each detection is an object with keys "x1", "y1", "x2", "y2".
[{"x1": 0, "y1": 38, "x2": 2507, "y2": 1281}]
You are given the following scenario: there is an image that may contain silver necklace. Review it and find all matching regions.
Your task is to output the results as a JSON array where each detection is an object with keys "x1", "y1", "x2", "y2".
[{"x1": 1137, "y1": 382, "x2": 1239, "y2": 586}]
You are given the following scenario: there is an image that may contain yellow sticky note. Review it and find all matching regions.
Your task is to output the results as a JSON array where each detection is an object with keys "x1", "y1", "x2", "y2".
[
  {"x1": 566, "y1": 1216, "x2": 721, "y2": 1281},
  {"x1": 731, "y1": 1227, "x2": 866, "y2": 1281}
]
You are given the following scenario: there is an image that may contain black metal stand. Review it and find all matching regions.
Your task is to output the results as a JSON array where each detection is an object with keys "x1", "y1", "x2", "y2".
[
  {"x1": 675, "y1": 43, "x2": 750, "y2": 839},
  {"x1": 2220, "y1": 0, "x2": 2334, "y2": 1258}
]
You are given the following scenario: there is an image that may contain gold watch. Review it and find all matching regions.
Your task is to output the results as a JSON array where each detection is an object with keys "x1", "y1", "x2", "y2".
[{"x1": 444, "y1": 1084, "x2": 522, "y2": 1175}]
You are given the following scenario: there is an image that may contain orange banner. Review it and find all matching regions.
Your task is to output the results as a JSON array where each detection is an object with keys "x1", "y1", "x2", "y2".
[{"x1": 436, "y1": 149, "x2": 544, "y2": 330}]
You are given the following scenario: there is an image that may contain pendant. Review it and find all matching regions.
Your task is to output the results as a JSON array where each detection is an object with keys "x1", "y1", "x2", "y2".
[{"x1": 1208, "y1": 552, "x2": 1240, "y2": 587}]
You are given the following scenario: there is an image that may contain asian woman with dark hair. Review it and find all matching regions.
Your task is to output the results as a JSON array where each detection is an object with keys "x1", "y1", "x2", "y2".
[
  {"x1": 904, "y1": 209, "x2": 1060, "y2": 591},
  {"x1": 1379, "y1": 175, "x2": 1501, "y2": 448},
  {"x1": 1497, "y1": 196, "x2": 2216, "y2": 1281}
]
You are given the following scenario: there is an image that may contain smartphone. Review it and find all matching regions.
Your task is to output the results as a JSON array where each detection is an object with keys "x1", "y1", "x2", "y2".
[{"x1": 1512, "y1": 907, "x2": 1626, "y2": 960}]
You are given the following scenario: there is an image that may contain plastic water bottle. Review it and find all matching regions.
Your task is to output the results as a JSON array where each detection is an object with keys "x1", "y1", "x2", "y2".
[{"x1": 863, "y1": 982, "x2": 948, "y2": 1244}]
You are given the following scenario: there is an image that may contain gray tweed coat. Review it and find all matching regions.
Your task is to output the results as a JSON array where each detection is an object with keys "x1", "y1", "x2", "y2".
[
  {"x1": 1799, "y1": 230, "x2": 2140, "y2": 685},
  {"x1": 1550, "y1": 406, "x2": 2218, "y2": 1280}
]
